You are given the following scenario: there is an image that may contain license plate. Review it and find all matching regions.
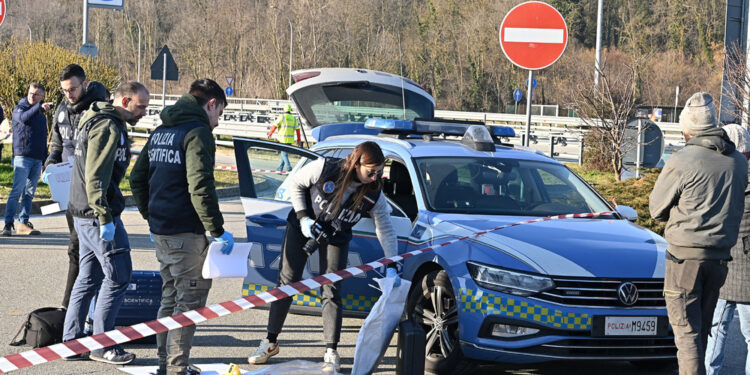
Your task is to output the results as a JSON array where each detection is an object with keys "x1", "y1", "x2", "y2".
[{"x1": 604, "y1": 316, "x2": 658, "y2": 336}]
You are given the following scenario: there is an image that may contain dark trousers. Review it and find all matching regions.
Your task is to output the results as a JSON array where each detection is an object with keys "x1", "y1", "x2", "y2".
[
  {"x1": 62, "y1": 209, "x2": 81, "y2": 308},
  {"x1": 267, "y1": 222, "x2": 349, "y2": 345},
  {"x1": 664, "y1": 257, "x2": 728, "y2": 375}
]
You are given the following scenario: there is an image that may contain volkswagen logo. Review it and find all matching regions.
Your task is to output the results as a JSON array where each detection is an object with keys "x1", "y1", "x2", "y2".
[{"x1": 617, "y1": 282, "x2": 639, "y2": 306}]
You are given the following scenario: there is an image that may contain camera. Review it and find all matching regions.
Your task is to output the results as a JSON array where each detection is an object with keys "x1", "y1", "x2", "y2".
[{"x1": 302, "y1": 220, "x2": 339, "y2": 255}]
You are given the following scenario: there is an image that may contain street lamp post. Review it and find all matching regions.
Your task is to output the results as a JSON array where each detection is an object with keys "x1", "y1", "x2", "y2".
[
  {"x1": 122, "y1": 12, "x2": 142, "y2": 82},
  {"x1": 270, "y1": 5, "x2": 293, "y2": 88}
]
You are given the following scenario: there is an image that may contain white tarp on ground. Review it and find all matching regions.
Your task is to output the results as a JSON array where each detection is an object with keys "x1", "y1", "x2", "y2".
[{"x1": 118, "y1": 363, "x2": 248, "y2": 375}]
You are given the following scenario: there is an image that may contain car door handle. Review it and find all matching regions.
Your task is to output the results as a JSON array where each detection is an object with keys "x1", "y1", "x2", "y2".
[{"x1": 246, "y1": 214, "x2": 288, "y2": 227}]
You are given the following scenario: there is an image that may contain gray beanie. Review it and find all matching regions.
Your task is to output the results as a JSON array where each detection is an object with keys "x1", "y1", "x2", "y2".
[
  {"x1": 680, "y1": 92, "x2": 717, "y2": 135},
  {"x1": 722, "y1": 124, "x2": 750, "y2": 153}
]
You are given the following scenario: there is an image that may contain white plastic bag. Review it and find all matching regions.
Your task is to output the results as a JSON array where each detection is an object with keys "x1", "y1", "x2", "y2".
[
  {"x1": 246, "y1": 360, "x2": 340, "y2": 375},
  {"x1": 351, "y1": 276, "x2": 412, "y2": 375}
]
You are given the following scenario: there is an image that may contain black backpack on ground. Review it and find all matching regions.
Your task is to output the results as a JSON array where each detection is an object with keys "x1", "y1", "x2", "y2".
[{"x1": 9, "y1": 307, "x2": 66, "y2": 348}]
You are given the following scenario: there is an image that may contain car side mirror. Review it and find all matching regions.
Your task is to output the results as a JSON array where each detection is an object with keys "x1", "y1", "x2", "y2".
[{"x1": 615, "y1": 205, "x2": 638, "y2": 222}]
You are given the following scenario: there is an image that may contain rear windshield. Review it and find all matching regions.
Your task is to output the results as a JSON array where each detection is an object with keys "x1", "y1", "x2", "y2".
[{"x1": 292, "y1": 81, "x2": 434, "y2": 127}]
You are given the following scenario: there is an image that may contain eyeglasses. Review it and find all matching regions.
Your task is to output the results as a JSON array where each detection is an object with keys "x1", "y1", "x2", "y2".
[
  {"x1": 28, "y1": 91, "x2": 44, "y2": 97},
  {"x1": 61, "y1": 85, "x2": 82, "y2": 95}
]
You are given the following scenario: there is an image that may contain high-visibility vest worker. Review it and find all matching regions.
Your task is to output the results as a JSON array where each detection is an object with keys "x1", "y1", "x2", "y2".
[{"x1": 268, "y1": 104, "x2": 301, "y2": 145}]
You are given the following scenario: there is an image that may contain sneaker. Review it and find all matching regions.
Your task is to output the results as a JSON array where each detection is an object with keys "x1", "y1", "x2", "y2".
[
  {"x1": 185, "y1": 364, "x2": 202, "y2": 375},
  {"x1": 247, "y1": 338, "x2": 279, "y2": 364},
  {"x1": 1, "y1": 223, "x2": 12, "y2": 236},
  {"x1": 64, "y1": 352, "x2": 90, "y2": 361},
  {"x1": 16, "y1": 222, "x2": 40, "y2": 235},
  {"x1": 90, "y1": 346, "x2": 135, "y2": 365},
  {"x1": 324, "y1": 348, "x2": 341, "y2": 372}
]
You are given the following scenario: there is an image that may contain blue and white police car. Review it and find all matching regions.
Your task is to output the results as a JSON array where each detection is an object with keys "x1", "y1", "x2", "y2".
[{"x1": 234, "y1": 68, "x2": 675, "y2": 373}]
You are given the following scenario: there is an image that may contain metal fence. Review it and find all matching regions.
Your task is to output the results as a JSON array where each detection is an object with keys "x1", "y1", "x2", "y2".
[{"x1": 135, "y1": 94, "x2": 685, "y2": 162}]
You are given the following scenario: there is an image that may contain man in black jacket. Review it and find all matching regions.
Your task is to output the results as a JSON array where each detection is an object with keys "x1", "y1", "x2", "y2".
[{"x1": 42, "y1": 64, "x2": 108, "y2": 309}]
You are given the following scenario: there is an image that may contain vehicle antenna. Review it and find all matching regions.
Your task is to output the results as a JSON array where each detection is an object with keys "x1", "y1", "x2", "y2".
[{"x1": 398, "y1": 33, "x2": 407, "y2": 120}]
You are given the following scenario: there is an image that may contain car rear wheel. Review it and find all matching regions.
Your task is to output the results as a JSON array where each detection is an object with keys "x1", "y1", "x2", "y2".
[{"x1": 406, "y1": 269, "x2": 461, "y2": 374}]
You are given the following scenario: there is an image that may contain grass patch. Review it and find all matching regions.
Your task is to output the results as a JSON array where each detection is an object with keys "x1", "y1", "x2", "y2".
[{"x1": 567, "y1": 164, "x2": 665, "y2": 236}]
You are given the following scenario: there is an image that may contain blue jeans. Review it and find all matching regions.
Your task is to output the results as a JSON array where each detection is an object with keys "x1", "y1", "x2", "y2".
[
  {"x1": 63, "y1": 216, "x2": 132, "y2": 341},
  {"x1": 705, "y1": 298, "x2": 750, "y2": 374},
  {"x1": 277, "y1": 151, "x2": 292, "y2": 171},
  {"x1": 4, "y1": 156, "x2": 42, "y2": 225}
]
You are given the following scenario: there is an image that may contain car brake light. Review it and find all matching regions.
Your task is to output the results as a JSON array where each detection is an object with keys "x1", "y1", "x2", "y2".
[
  {"x1": 403, "y1": 77, "x2": 426, "y2": 91},
  {"x1": 292, "y1": 71, "x2": 321, "y2": 83}
]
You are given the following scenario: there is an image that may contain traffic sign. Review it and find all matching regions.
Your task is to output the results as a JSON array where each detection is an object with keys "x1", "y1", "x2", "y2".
[
  {"x1": 513, "y1": 88, "x2": 523, "y2": 103},
  {"x1": 526, "y1": 77, "x2": 537, "y2": 89},
  {"x1": 499, "y1": 1, "x2": 568, "y2": 70},
  {"x1": 225, "y1": 86, "x2": 234, "y2": 96},
  {"x1": 151, "y1": 45, "x2": 179, "y2": 81},
  {"x1": 79, "y1": 43, "x2": 99, "y2": 58},
  {"x1": 226, "y1": 76, "x2": 234, "y2": 86},
  {"x1": 0, "y1": 0, "x2": 6, "y2": 28}
]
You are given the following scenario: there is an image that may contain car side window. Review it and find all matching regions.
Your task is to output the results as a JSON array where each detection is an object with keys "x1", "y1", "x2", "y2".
[{"x1": 383, "y1": 160, "x2": 418, "y2": 221}]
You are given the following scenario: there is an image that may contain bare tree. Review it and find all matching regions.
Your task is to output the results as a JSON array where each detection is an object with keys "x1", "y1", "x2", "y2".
[
  {"x1": 568, "y1": 54, "x2": 645, "y2": 181},
  {"x1": 721, "y1": 42, "x2": 750, "y2": 124}
]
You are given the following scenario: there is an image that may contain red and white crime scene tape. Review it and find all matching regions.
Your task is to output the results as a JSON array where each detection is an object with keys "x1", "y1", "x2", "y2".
[
  {"x1": 130, "y1": 154, "x2": 288, "y2": 174},
  {"x1": 0, "y1": 211, "x2": 614, "y2": 373}
]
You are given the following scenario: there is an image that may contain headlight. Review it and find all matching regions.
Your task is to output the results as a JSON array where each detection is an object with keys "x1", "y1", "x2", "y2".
[{"x1": 467, "y1": 261, "x2": 555, "y2": 296}]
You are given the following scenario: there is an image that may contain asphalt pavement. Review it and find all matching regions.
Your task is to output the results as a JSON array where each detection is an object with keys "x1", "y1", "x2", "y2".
[{"x1": 0, "y1": 198, "x2": 746, "y2": 374}]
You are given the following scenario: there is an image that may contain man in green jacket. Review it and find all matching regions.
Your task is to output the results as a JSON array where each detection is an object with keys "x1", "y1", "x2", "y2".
[
  {"x1": 649, "y1": 92, "x2": 748, "y2": 375},
  {"x1": 129, "y1": 78, "x2": 234, "y2": 375},
  {"x1": 63, "y1": 81, "x2": 150, "y2": 365}
]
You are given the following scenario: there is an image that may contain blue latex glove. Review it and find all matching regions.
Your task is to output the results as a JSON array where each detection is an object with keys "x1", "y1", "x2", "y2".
[
  {"x1": 99, "y1": 222, "x2": 115, "y2": 242},
  {"x1": 386, "y1": 267, "x2": 401, "y2": 287},
  {"x1": 216, "y1": 231, "x2": 234, "y2": 255},
  {"x1": 149, "y1": 233, "x2": 154, "y2": 243},
  {"x1": 300, "y1": 217, "x2": 315, "y2": 239},
  {"x1": 41, "y1": 171, "x2": 51, "y2": 184}
]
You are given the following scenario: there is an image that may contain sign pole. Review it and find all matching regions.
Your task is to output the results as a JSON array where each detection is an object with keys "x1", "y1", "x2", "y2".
[
  {"x1": 82, "y1": 0, "x2": 89, "y2": 46},
  {"x1": 524, "y1": 70, "x2": 533, "y2": 147},
  {"x1": 162, "y1": 53, "x2": 167, "y2": 109}
]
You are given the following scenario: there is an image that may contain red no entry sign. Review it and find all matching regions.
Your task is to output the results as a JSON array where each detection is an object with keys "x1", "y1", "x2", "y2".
[
  {"x1": 499, "y1": 1, "x2": 568, "y2": 70},
  {"x1": 0, "y1": 0, "x2": 6, "y2": 29}
]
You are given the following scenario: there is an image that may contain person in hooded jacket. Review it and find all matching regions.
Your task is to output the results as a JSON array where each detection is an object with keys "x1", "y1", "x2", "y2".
[
  {"x1": 704, "y1": 124, "x2": 750, "y2": 374},
  {"x1": 62, "y1": 81, "x2": 150, "y2": 365},
  {"x1": 650, "y1": 92, "x2": 748, "y2": 375},
  {"x1": 129, "y1": 78, "x2": 233, "y2": 375},
  {"x1": 41, "y1": 64, "x2": 108, "y2": 309}
]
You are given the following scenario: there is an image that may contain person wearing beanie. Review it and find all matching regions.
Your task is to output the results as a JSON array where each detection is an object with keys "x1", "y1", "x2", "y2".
[
  {"x1": 650, "y1": 92, "x2": 749, "y2": 374},
  {"x1": 705, "y1": 124, "x2": 750, "y2": 374}
]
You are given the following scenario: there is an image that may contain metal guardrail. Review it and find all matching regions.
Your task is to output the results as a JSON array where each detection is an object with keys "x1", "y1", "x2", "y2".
[{"x1": 135, "y1": 95, "x2": 685, "y2": 157}]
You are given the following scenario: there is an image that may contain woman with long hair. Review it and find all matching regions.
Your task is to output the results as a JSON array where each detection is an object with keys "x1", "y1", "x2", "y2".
[{"x1": 247, "y1": 141, "x2": 400, "y2": 371}]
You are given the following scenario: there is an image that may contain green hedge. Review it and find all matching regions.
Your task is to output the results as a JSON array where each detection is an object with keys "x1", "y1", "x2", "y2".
[{"x1": 0, "y1": 38, "x2": 121, "y2": 133}]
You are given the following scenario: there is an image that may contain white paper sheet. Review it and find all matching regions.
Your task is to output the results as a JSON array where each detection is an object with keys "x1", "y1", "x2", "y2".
[
  {"x1": 44, "y1": 159, "x2": 74, "y2": 212},
  {"x1": 201, "y1": 242, "x2": 255, "y2": 279},
  {"x1": 118, "y1": 363, "x2": 248, "y2": 375}
]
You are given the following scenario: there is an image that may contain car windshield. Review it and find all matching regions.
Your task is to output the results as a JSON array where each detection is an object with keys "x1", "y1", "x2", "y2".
[
  {"x1": 415, "y1": 157, "x2": 611, "y2": 216},
  {"x1": 292, "y1": 81, "x2": 434, "y2": 127}
]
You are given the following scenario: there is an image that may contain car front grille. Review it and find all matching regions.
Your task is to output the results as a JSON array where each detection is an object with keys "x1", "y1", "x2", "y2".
[
  {"x1": 534, "y1": 277, "x2": 665, "y2": 308},
  {"x1": 529, "y1": 337, "x2": 677, "y2": 359}
]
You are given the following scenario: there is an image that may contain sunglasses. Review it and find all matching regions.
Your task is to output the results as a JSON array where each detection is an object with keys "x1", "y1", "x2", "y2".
[{"x1": 366, "y1": 169, "x2": 384, "y2": 178}]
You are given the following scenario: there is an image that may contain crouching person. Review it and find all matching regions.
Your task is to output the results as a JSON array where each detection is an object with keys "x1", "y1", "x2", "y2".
[{"x1": 63, "y1": 81, "x2": 150, "y2": 364}]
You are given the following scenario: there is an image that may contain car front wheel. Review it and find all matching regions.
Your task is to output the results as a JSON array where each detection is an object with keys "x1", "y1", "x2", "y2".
[{"x1": 406, "y1": 269, "x2": 461, "y2": 374}]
